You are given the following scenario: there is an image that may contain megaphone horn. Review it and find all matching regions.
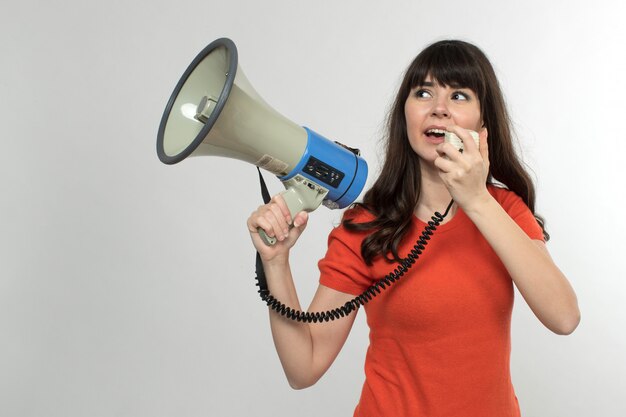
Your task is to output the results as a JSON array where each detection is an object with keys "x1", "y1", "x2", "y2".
[{"x1": 157, "y1": 38, "x2": 368, "y2": 245}]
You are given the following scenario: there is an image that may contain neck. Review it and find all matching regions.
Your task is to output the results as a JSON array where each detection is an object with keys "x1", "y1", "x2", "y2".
[{"x1": 415, "y1": 163, "x2": 456, "y2": 221}]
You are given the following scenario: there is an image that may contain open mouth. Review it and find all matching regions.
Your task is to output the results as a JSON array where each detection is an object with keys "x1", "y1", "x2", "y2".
[{"x1": 425, "y1": 128, "x2": 446, "y2": 138}]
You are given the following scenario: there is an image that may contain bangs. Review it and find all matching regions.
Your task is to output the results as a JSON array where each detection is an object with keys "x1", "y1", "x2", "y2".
[{"x1": 407, "y1": 41, "x2": 486, "y2": 98}]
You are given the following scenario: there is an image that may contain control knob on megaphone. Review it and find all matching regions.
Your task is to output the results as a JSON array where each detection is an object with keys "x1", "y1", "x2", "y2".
[{"x1": 156, "y1": 38, "x2": 368, "y2": 245}]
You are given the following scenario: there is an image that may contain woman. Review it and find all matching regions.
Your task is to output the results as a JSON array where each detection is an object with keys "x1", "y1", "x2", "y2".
[{"x1": 247, "y1": 40, "x2": 580, "y2": 417}]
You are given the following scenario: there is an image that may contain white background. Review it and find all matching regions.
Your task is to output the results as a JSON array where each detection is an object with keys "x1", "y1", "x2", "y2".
[{"x1": 1, "y1": 0, "x2": 625, "y2": 416}]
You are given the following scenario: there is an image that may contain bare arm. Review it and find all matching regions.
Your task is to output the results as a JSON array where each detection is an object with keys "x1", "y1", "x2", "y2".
[
  {"x1": 435, "y1": 126, "x2": 580, "y2": 335},
  {"x1": 247, "y1": 195, "x2": 357, "y2": 389},
  {"x1": 463, "y1": 196, "x2": 580, "y2": 334}
]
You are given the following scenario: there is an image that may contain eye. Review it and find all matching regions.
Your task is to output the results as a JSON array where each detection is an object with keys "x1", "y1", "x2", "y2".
[
  {"x1": 414, "y1": 89, "x2": 432, "y2": 99},
  {"x1": 451, "y1": 91, "x2": 471, "y2": 101}
]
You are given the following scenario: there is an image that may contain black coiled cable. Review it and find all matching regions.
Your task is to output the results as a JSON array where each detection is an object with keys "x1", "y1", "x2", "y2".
[{"x1": 254, "y1": 199, "x2": 455, "y2": 323}]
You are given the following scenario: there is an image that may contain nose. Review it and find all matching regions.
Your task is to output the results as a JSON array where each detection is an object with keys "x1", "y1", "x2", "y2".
[{"x1": 431, "y1": 97, "x2": 450, "y2": 118}]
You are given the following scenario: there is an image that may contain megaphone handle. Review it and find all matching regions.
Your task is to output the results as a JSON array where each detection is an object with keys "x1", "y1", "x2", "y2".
[
  {"x1": 257, "y1": 187, "x2": 308, "y2": 246},
  {"x1": 258, "y1": 227, "x2": 282, "y2": 246},
  {"x1": 258, "y1": 178, "x2": 328, "y2": 246}
]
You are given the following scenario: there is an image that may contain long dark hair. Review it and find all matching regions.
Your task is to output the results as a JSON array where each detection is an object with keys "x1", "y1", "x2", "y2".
[{"x1": 344, "y1": 40, "x2": 548, "y2": 265}]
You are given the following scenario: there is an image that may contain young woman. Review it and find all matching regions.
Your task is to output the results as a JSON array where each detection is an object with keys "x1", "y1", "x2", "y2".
[{"x1": 246, "y1": 40, "x2": 580, "y2": 417}]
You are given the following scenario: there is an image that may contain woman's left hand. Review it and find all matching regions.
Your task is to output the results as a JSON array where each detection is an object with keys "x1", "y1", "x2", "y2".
[{"x1": 434, "y1": 126, "x2": 490, "y2": 211}]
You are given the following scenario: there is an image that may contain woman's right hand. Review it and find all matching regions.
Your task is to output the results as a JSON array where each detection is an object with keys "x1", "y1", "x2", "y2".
[{"x1": 247, "y1": 193, "x2": 309, "y2": 262}]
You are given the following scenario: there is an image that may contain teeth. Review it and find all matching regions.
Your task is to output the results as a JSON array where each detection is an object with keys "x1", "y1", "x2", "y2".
[{"x1": 426, "y1": 128, "x2": 446, "y2": 134}]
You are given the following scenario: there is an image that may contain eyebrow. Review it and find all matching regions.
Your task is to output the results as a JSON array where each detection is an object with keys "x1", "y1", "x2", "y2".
[{"x1": 418, "y1": 80, "x2": 467, "y2": 89}]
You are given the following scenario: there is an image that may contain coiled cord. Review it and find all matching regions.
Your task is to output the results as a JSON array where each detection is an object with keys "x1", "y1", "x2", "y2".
[{"x1": 254, "y1": 200, "x2": 454, "y2": 323}]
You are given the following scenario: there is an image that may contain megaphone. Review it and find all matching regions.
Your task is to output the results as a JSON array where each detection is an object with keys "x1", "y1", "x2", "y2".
[{"x1": 157, "y1": 38, "x2": 368, "y2": 244}]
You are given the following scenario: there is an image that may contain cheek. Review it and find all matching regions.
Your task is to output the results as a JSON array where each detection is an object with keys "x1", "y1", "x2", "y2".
[
  {"x1": 404, "y1": 102, "x2": 427, "y2": 132},
  {"x1": 455, "y1": 108, "x2": 482, "y2": 131},
  {"x1": 471, "y1": 117, "x2": 483, "y2": 131}
]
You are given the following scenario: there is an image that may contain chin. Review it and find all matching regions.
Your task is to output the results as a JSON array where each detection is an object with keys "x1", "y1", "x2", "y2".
[{"x1": 413, "y1": 152, "x2": 438, "y2": 166}]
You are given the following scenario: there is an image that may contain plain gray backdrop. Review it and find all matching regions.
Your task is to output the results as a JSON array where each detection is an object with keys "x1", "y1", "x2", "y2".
[{"x1": 1, "y1": 0, "x2": 625, "y2": 416}]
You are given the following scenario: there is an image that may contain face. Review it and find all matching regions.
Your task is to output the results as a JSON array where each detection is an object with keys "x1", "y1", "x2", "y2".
[{"x1": 404, "y1": 76, "x2": 482, "y2": 163}]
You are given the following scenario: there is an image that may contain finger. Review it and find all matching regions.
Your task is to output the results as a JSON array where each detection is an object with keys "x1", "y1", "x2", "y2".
[
  {"x1": 447, "y1": 125, "x2": 478, "y2": 154},
  {"x1": 249, "y1": 211, "x2": 277, "y2": 239},
  {"x1": 247, "y1": 204, "x2": 269, "y2": 231},
  {"x1": 436, "y1": 142, "x2": 463, "y2": 162},
  {"x1": 434, "y1": 154, "x2": 456, "y2": 173},
  {"x1": 258, "y1": 203, "x2": 289, "y2": 241},
  {"x1": 268, "y1": 202, "x2": 290, "y2": 237},
  {"x1": 247, "y1": 203, "x2": 285, "y2": 240},
  {"x1": 271, "y1": 193, "x2": 293, "y2": 224},
  {"x1": 285, "y1": 212, "x2": 309, "y2": 245},
  {"x1": 479, "y1": 127, "x2": 489, "y2": 162}
]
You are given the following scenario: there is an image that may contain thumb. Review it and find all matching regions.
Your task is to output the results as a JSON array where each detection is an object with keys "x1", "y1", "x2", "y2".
[
  {"x1": 283, "y1": 211, "x2": 309, "y2": 246},
  {"x1": 292, "y1": 211, "x2": 309, "y2": 230}
]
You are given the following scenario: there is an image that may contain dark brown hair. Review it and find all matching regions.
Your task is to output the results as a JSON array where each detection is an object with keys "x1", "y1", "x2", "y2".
[{"x1": 344, "y1": 40, "x2": 548, "y2": 265}]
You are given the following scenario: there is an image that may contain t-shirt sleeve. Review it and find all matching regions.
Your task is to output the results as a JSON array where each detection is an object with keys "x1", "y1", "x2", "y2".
[
  {"x1": 318, "y1": 224, "x2": 373, "y2": 296},
  {"x1": 492, "y1": 186, "x2": 545, "y2": 241}
]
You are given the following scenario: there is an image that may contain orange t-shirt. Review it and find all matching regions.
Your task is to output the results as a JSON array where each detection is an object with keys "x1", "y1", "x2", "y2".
[{"x1": 318, "y1": 186, "x2": 544, "y2": 417}]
